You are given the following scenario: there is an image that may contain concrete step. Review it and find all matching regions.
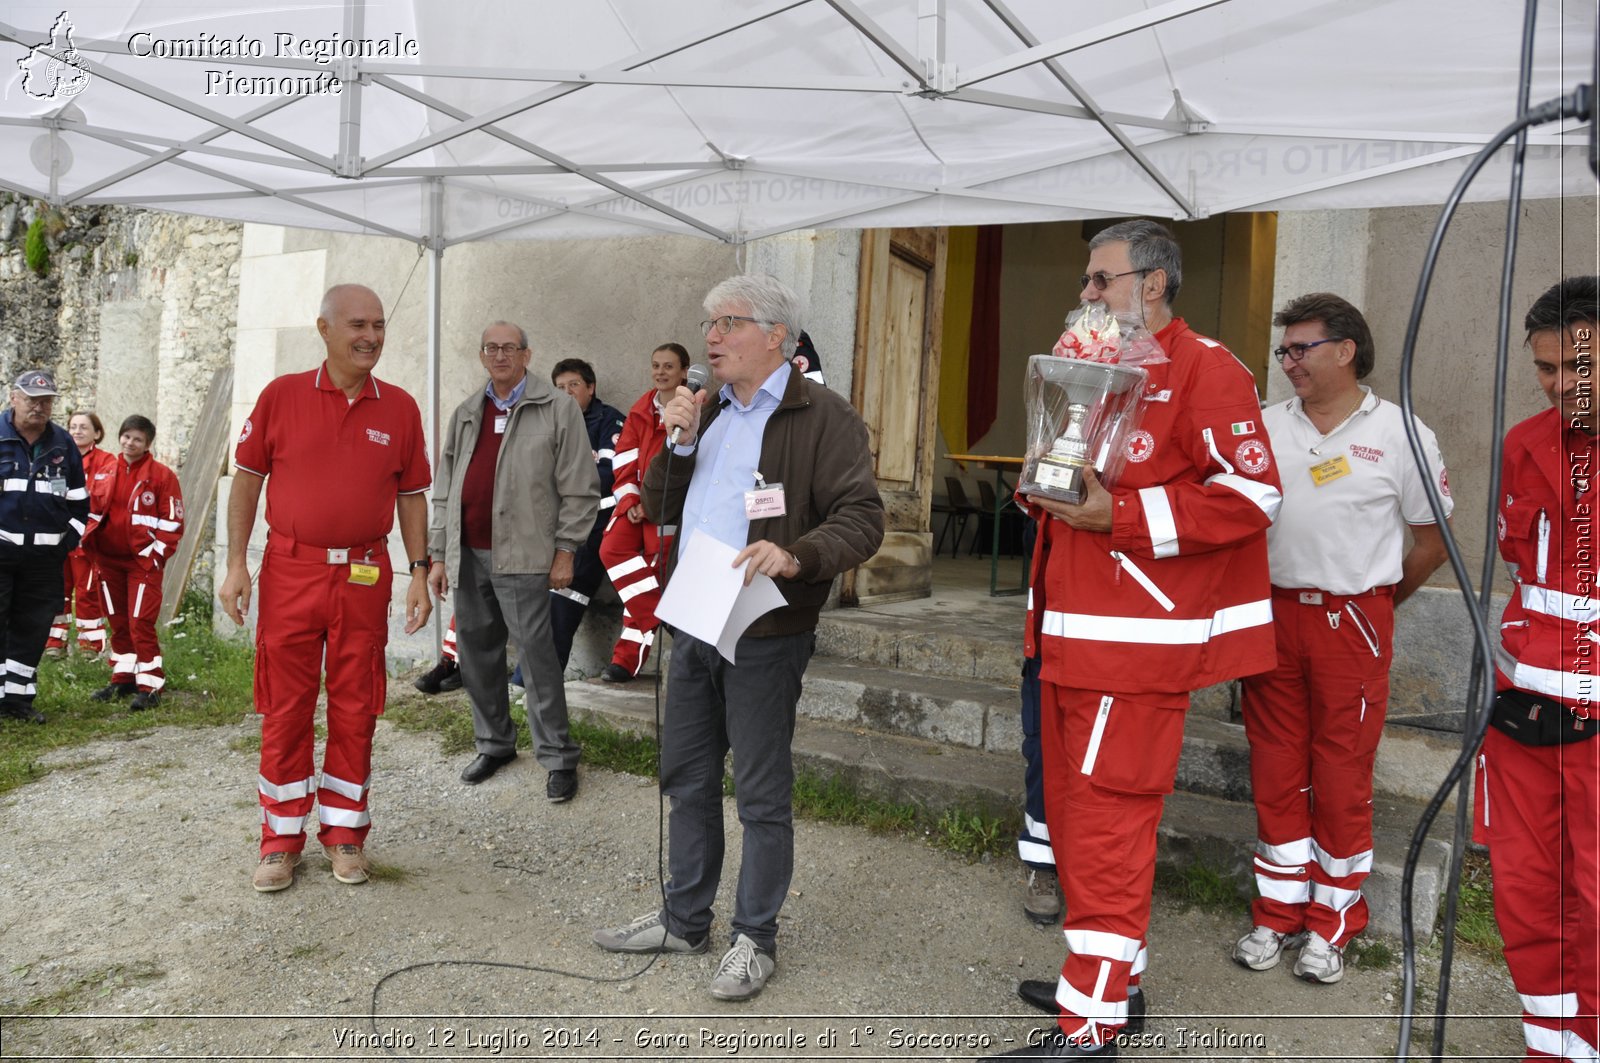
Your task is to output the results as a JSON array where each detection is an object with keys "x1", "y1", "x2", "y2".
[
  {"x1": 815, "y1": 609, "x2": 1024, "y2": 686},
  {"x1": 565, "y1": 676, "x2": 1456, "y2": 942},
  {"x1": 796, "y1": 656, "x2": 1468, "y2": 811},
  {"x1": 1157, "y1": 788, "x2": 1456, "y2": 942},
  {"x1": 796, "y1": 656, "x2": 1021, "y2": 755}
]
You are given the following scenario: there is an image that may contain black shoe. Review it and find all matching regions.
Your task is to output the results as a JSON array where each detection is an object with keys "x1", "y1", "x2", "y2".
[
  {"x1": 413, "y1": 658, "x2": 460, "y2": 694},
  {"x1": 460, "y1": 751, "x2": 516, "y2": 785},
  {"x1": 1018, "y1": 983, "x2": 1143, "y2": 1037},
  {"x1": 129, "y1": 690, "x2": 162, "y2": 711},
  {"x1": 1124, "y1": 988, "x2": 1144, "y2": 1037},
  {"x1": 601, "y1": 663, "x2": 633, "y2": 684},
  {"x1": 1019, "y1": 979, "x2": 1055, "y2": 1014},
  {"x1": 547, "y1": 768, "x2": 578, "y2": 803},
  {"x1": 981, "y1": 1030, "x2": 1115, "y2": 1059},
  {"x1": 90, "y1": 682, "x2": 136, "y2": 702},
  {"x1": 0, "y1": 700, "x2": 45, "y2": 724}
]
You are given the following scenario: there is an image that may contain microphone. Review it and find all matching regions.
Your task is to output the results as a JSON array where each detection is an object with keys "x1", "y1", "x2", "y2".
[{"x1": 668, "y1": 363, "x2": 711, "y2": 447}]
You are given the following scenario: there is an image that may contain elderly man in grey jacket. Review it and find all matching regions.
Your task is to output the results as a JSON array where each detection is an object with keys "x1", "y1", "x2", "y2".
[{"x1": 427, "y1": 321, "x2": 599, "y2": 801}]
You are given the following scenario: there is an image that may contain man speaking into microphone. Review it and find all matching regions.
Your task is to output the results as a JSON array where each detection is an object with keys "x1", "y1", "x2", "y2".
[{"x1": 592, "y1": 274, "x2": 884, "y2": 1002}]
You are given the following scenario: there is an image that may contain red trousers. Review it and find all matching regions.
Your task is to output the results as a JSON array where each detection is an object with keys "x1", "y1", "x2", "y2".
[
  {"x1": 1240, "y1": 588, "x2": 1393, "y2": 947},
  {"x1": 95, "y1": 553, "x2": 165, "y2": 691},
  {"x1": 441, "y1": 614, "x2": 458, "y2": 663},
  {"x1": 48, "y1": 551, "x2": 106, "y2": 651},
  {"x1": 598, "y1": 514, "x2": 670, "y2": 675},
  {"x1": 1477, "y1": 728, "x2": 1600, "y2": 1060},
  {"x1": 255, "y1": 538, "x2": 391, "y2": 855},
  {"x1": 1041, "y1": 682, "x2": 1188, "y2": 1046}
]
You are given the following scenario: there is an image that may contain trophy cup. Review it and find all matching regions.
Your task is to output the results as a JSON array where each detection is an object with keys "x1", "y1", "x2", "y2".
[{"x1": 1020, "y1": 356, "x2": 1148, "y2": 504}]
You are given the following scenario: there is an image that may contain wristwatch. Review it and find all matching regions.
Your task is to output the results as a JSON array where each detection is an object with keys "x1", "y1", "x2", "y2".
[{"x1": 409, "y1": 558, "x2": 432, "y2": 573}]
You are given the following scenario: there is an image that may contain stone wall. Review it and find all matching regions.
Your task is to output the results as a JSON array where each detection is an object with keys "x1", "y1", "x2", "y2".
[{"x1": 0, "y1": 194, "x2": 243, "y2": 599}]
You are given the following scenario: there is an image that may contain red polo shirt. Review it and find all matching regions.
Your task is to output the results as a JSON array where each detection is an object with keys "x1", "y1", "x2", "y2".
[{"x1": 234, "y1": 362, "x2": 430, "y2": 548}]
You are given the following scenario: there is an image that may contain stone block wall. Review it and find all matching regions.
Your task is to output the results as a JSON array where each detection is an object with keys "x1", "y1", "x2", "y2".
[{"x1": 0, "y1": 194, "x2": 242, "y2": 600}]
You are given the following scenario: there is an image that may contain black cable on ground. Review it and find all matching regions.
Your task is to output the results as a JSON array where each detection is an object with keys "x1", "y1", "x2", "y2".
[
  {"x1": 1428, "y1": 4, "x2": 1540, "y2": 1056},
  {"x1": 368, "y1": 409, "x2": 698, "y2": 1061},
  {"x1": 1393, "y1": 67, "x2": 1595, "y2": 1063}
]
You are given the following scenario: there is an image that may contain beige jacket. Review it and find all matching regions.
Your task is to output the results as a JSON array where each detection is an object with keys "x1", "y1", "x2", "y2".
[{"x1": 428, "y1": 373, "x2": 600, "y2": 576}]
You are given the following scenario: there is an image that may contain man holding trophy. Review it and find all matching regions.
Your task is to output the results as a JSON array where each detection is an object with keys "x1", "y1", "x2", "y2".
[{"x1": 986, "y1": 220, "x2": 1281, "y2": 1059}]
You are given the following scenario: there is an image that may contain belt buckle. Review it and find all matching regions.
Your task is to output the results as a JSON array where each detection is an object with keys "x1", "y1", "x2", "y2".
[
  {"x1": 326, "y1": 548, "x2": 349, "y2": 565},
  {"x1": 1298, "y1": 591, "x2": 1324, "y2": 606}
]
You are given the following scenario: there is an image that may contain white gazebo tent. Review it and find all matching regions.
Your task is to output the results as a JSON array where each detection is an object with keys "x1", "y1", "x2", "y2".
[{"x1": 2, "y1": 0, "x2": 1592, "y2": 428}]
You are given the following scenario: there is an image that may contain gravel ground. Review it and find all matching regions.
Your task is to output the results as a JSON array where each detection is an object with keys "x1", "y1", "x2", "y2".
[{"x1": 0, "y1": 703, "x2": 1526, "y2": 1062}]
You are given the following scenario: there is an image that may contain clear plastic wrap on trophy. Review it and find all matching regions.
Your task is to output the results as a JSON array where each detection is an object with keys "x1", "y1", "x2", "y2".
[{"x1": 1019, "y1": 356, "x2": 1149, "y2": 504}]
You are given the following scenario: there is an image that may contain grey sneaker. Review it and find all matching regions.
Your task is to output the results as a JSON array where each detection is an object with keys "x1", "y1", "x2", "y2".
[
  {"x1": 1232, "y1": 925, "x2": 1304, "y2": 971},
  {"x1": 1292, "y1": 930, "x2": 1345, "y2": 984},
  {"x1": 709, "y1": 934, "x2": 776, "y2": 1001},
  {"x1": 593, "y1": 911, "x2": 707, "y2": 954},
  {"x1": 1023, "y1": 868, "x2": 1063, "y2": 925}
]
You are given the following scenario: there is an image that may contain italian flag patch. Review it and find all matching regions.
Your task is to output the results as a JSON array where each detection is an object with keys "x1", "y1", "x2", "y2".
[{"x1": 1231, "y1": 420, "x2": 1256, "y2": 435}]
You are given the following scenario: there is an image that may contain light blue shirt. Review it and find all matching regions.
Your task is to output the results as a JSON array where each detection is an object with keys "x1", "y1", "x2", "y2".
[
  {"x1": 678, "y1": 360, "x2": 792, "y2": 561},
  {"x1": 485, "y1": 373, "x2": 528, "y2": 412}
]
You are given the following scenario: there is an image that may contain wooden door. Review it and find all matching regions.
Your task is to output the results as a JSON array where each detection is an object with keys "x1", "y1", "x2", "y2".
[{"x1": 846, "y1": 227, "x2": 946, "y2": 604}]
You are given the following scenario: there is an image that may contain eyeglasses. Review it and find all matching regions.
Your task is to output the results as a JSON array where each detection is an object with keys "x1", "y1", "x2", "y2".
[
  {"x1": 481, "y1": 343, "x2": 525, "y2": 356},
  {"x1": 1079, "y1": 268, "x2": 1150, "y2": 292},
  {"x1": 1272, "y1": 337, "x2": 1345, "y2": 364},
  {"x1": 700, "y1": 315, "x2": 770, "y2": 338},
  {"x1": 15, "y1": 394, "x2": 54, "y2": 406}
]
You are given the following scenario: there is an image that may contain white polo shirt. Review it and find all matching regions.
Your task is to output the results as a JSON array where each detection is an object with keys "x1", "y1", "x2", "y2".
[{"x1": 1263, "y1": 386, "x2": 1452, "y2": 595}]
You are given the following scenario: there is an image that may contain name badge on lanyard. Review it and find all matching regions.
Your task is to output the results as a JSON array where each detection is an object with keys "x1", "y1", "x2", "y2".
[
  {"x1": 494, "y1": 414, "x2": 508, "y2": 435},
  {"x1": 348, "y1": 563, "x2": 381, "y2": 586},
  {"x1": 745, "y1": 471, "x2": 787, "y2": 518}
]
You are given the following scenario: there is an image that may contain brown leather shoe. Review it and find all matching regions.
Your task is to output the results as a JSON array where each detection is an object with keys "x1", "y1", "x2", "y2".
[
  {"x1": 252, "y1": 851, "x2": 301, "y2": 893},
  {"x1": 323, "y1": 843, "x2": 370, "y2": 884}
]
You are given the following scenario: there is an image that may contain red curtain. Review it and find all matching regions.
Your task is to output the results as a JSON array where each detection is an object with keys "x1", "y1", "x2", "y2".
[{"x1": 965, "y1": 225, "x2": 1003, "y2": 445}]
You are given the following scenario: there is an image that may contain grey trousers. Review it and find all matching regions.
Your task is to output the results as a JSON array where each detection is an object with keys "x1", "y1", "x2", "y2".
[
  {"x1": 454, "y1": 548, "x2": 579, "y2": 771},
  {"x1": 659, "y1": 629, "x2": 815, "y2": 952}
]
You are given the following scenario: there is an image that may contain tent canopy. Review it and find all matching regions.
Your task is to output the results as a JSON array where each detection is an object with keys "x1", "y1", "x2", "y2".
[{"x1": 0, "y1": 0, "x2": 1592, "y2": 247}]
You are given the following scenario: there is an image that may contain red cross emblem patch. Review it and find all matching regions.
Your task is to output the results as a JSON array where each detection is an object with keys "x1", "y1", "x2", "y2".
[
  {"x1": 1235, "y1": 438, "x2": 1270, "y2": 475},
  {"x1": 1125, "y1": 429, "x2": 1155, "y2": 463}
]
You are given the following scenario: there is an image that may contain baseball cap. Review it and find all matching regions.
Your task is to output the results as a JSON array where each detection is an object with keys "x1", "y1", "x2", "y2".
[{"x1": 13, "y1": 369, "x2": 58, "y2": 397}]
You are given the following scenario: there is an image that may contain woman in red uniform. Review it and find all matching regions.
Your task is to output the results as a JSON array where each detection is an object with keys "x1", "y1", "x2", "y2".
[
  {"x1": 597, "y1": 342, "x2": 688, "y2": 681},
  {"x1": 46, "y1": 411, "x2": 116, "y2": 656},
  {"x1": 87, "y1": 414, "x2": 184, "y2": 710}
]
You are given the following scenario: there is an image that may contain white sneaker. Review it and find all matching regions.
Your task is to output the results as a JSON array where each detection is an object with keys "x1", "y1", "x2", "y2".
[
  {"x1": 709, "y1": 934, "x2": 776, "y2": 1001},
  {"x1": 1292, "y1": 930, "x2": 1344, "y2": 984},
  {"x1": 592, "y1": 911, "x2": 707, "y2": 954},
  {"x1": 1232, "y1": 925, "x2": 1303, "y2": 971}
]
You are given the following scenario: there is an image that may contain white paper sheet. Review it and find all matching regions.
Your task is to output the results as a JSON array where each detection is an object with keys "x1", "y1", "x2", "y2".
[{"x1": 655, "y1": 531, "x2": 788, "y2": 664}]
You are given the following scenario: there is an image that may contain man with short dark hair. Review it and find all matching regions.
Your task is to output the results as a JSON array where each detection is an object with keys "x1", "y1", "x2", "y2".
[
  {"x1": 593, "y1": 273, "x2": 884, "y2": 1003},
  {"x1": 427, "y1": 324, "x2": 599, "y2": 799},
  {"x1": 1479, "y1": 276, "x2": 1600, "y2": 1060},
  {"x1": 86, "y1": 413, "x2": 185, "y2": 711},
  {"x1": 220, "y1": 283, "x2": 433, "y2": 893},
  {"x1": 548, "y1": 357, "x2": 626, "y2": 670},
  {"x1": 0, "y1": 369, "x2": 87, "y2": 724},
  {"x1": 999, "y1": 220, "x2": 1281, "y2": 1058},
  {"x1": 1232, "y1": 293, "x2": 1450, "y2": 984}
]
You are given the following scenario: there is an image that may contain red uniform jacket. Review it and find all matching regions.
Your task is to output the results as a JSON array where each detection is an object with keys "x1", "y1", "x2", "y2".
[
  {"x1": 1495, "y1": 407, "x2": 1598, "y2": 709},
  {"x1": 76, "y1": 447, "x2": 117, "y2": 547},
  {"x1": 1025, "y1": 318, "x2": 1282, "y2": 693},
  {"x1": 610, "y1": 389, "x2": 670, "y2": 520},
  {"x1": 89, "y1": 453, "x2": 185, "y2": 571}
]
